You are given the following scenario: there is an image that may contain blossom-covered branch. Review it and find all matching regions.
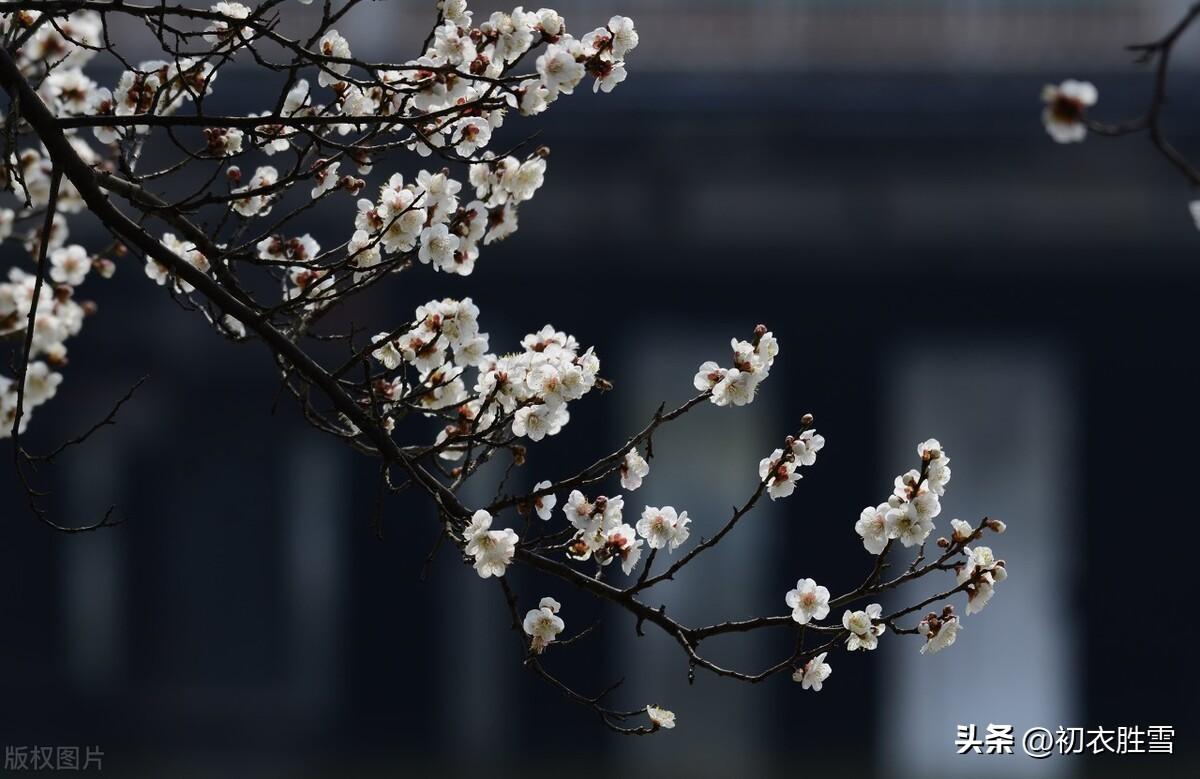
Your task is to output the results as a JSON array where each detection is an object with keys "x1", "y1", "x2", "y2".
[
  {"x1": 0, "y1": 0, "x2": 1010, "y2": 733},
  {"x1": 1043, "y1": 2, "x2": 1200, "y2": 221}
]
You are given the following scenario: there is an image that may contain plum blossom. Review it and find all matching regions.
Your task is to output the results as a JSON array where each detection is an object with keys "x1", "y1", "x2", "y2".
[
  {"x1": 635, "y1": 506, "x2": 690, "y2": 551},
  {"x1": 49, "y1": 245, "x2": 90, "y2": 286},
  {"x1": 523, "y1": 596, "x2": 565, "y2": 653},
  {"x1": 957, "y1": 545, "x2": 1007, "y2": 615},
  {"x1": 462, "y1": 509, "x2": 519, "y2": 578},
  {"x1": 855, "y1": 503, "x2": 890, "y2": 555},
  {"x1": 918, "y1": 608, "x2": 961, "y2": 655},
  {"x1": 620, "y1": 449, "x2": 649, "y2": 490},
  {"x1": 532, "y1": 480, "x2": 557, "y2": 520},
  {"x1": 1042, "y1": 79, "x2": 1097, "y2": 144},
  {"x1": 843, "y1": 604, "x2": 885, "y2": 651},
  {"x1": 794, "y1": 652, "x2": 831, "y2": 691},
  {"x1": 786, "y1": 578, "x2": 830, "y2": 625},
  {"x1": 646, "y1": 705, "x2": 675, "y2": 730},
  {"x1": 759, "y1": 448, "x2": 800, "y2": 500},
  {"x1": 696, "y1": 326, "x2": 777, "y2": 406},
  {"x1": 790, "y1": 429, "x2": 825, "y2": 466}
]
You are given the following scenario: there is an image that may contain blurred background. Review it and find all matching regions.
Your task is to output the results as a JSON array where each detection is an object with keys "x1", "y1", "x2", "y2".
[{"x1": 2, "y1": 0, "x2": 1198, "y2": 776}]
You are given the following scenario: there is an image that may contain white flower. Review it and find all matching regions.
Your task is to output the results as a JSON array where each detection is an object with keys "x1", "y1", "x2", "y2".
[
  {"x1": 523, "y1": 599, "x2": 565, "y2": 653},
  {"x1": 790, "y1": 429, "x2": 825, "y2": 466},
  {"x1": 620, "y1": 449, "x2": 649, "y2": 490},
  {"x1": 592, "y1": 60, "x2": 626, "y2": 94},
  {"x1": 316, "y1": 29, "x2": 352, "y2": 87},
  {"x1": 536, "y1": 43, "x2": 584, "y2": 97},
  {"x1": 23, "y1": 361, "x2": 62, "y2": 407},
  {"x1": 842, "y1": 604, "x2": 885, "y2": 651},
  {"x1": 693, "y1": 360, "x2": 724, "y2": 392},
  {"x1": 950, "y1": 518, "x2": 974, "y2": 543},
  {"x1": 646, "y1": 705, "x2": 675, "y2": 730},
  {"x1": 371, "y1": 333, "x2": 404, "y2": 370},
  {"x1": 564, "y1": 490, "x2": 598, "y2": 533},
  {"x1": 532, "y1": 480, "x2": 556, "y2": 520},
  {"x1": 453, "y1": 116, "x2": 492, "y2": 156},
  {"x1": 785, "y1": 578, "x2": 830, "y2": 625},
  {"x1": 712, "y1": 368, "x2": 758, "y2": 407},
  {"x1": 885, "y1": 501, "x2": 935, "y2": 548},
  {"x1": 512, "y1": 403, "x2": 567, "y2": 441},
  {"x1": 759, "y1": 449, "x2": 799, "y2": 500},
  {"x1": 855, "y1": 503, "x2": 890, "y2": 555},
  {"x1": 49, "y1": 244, "x2": 90, "y2": 286},
  {"x1": 501, "y1": 158, "x2": 546, "y2": 203},
  {"x1": 603, "y1": 523, "x2": 642, "y2": 575},
  {"x1": 418, "y1": 223, "x2": 460, "y2": 271},
  {"x1": 793, "y1": 652, "x2": 831, "y2": 691},
  {"x1": 958, "y1": 546, "x2": 1006, "y2": 615},
  {"x1": 310, "y1": 160, "x2": 341, "y2": 198},
  {"x1": 636, "y1": 506, "x2": 690, "y2": 552},
  {"x1": 608, "y1": 15, "x2": 639, "y2": 58},
  {"x1": 918, "y1": 612, "x2": 961, "y2": 655},
  {"x1": 462, "y1": 509, "x2": 518, "y2": 578},
  {"x1": 1041, "y1": 79, "x2": 1097, "y2": 144}
]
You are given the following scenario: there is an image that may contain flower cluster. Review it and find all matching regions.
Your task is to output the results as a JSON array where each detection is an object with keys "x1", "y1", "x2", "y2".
[
  {"x1": 955, "y1": 541, "x2": 1007, "y2": 615},
  {"x1": 462, "y1": 509, "x2": 519, "y2": 578},
  {"x1": 918, "y1": 605, "x2": 961, "y2": 655},
  {"x1": 0, "y1": 249, "x2": 110, "y2": 439},
  {"x1": 855, "y1": 438, "x2": 950, "y2": 553},
  {"x1": 561, "y1": 492, "x2": 642, "y2": 574},
  {"x1": 842, "y1": 603, "x2": 885, "y2": 652},
  {"x1": 635, "y1": 505, "x2": 691, "y2": 551},
  {"x1": 758, "y1": 428, "x2": 824, "y2": 500},
  {"x1": 693, "y1": 325, "x2": 778, "y2": 407}
]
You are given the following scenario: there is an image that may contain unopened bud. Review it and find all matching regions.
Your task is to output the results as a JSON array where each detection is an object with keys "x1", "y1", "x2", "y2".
[
  {"x1": 94, "y1": 258, "x2": 116, "y2": 279},
  {"x1": 801, "y1": 413, "x2": 814, "y2": 426}
]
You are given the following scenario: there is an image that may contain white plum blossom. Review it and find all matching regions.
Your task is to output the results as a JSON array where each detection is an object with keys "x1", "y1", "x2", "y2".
[
  {"x1": 532, "y1": 480, "x2": 557, "y2": 520},
  {"x1": 536, "y1": 43, "x2": 585, "y2": 97},
  {"x1": 855, "y1": 503, "x2": 890, "y2": 555},
  {"x1": 417, "y1": 223, "x2": 461, "y2": 271},
  {"x1": 957, "y1": 545, "x2": 1007, "y2": 615},
  {"x1": 635, "y1": 506, "x2": 690, "y2": 552},
  {"x1": 786, "y1": 578, "x2": 830, "y2": 625},
  {"x1": 794, "y1": 652, "x2": 831, "y2": 691},
  {"x1": 523, "y1": 597, "x2": 565, "y2": 653},
  {"x1": 790, "y1": 429, "x2": 824, "y2": 466},
  {"x1": 885, "y1": 499, "x2": 936, "y2": 548},
  {"x1": 843, "y1": 604, "x2": 885, "y2": 651},
  {"x1": 316, "y1": 29, "x2": 352, "y2": 87},
  {"x1": 602, "y1": 522, "x2": 642, "y2": 575},
  {"x1": 49, "y1": 245, "x2": 90, "y2": 286},
  {"x1": 918, "y1": 610, "x2": 961, "y2": 655},
  {"x1": 607, "y1": 15, "x2": 639, "y2": 58},
  {"x1": 462, "y1": 509, "x2": 519, "y2": 578},
  {"x1": 23, "y1": 361, "x2": 63, "y2": 407},
  {"x1": 620, "y1": 449, "x2": 649, "y2": 490},
  {"x1": 1042, "y1": 79, "x2": 1097, "y2": 143},
  {"x1": 646, "y1": 705, "x2": 676, "y2": 730},
  {"x1": 697, "y1": 327, "x2": 777, "y2": 406},
  {"x1": 759, "y1": 448, "x2": 800, "y2": 500}
]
